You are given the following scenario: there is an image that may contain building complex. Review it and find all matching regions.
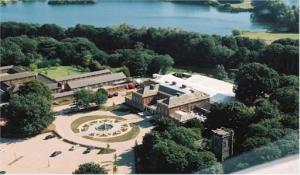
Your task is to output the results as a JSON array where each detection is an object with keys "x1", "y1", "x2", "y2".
[{"x1": 0, "y1": 65, "x2": 127, "y2": 104}]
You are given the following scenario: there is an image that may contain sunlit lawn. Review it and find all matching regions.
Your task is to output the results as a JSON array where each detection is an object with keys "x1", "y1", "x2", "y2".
[
  {"x1": 36, "y1": 66, "x2": 87, "y2": 79},
  {"x1": 230, "y1": 0, "x2": 253, "y2": 10},
  {"x1": 240, "y1": 31, "x2": 299, "y2": 44}
]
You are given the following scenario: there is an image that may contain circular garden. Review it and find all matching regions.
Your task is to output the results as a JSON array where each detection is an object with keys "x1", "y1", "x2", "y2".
[{"x1": 71, "y1": 115, "x2": 140, "y2": 142}]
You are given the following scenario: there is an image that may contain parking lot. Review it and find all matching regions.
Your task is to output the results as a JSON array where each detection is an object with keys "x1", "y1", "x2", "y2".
[{"x1": 0, "y1": 133, "x2": 116, "y2": 173}]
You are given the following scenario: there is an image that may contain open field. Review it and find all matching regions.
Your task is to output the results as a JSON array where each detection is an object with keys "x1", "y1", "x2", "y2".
[
  {"x1": 229, "y1": 0, "x2": 253, "y2": 10},
  {"x1": 239, "y1": 31, "x2": 299, "y2": 44},
  {"x1": 36, "y1": 66, "x2": 87, "y2": 80}
]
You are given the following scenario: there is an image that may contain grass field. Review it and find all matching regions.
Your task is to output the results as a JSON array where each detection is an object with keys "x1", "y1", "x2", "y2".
[
  {"x1": 36, "y1": 66, "x2": 87, "y2": 79},
  {"x1": 229, "y1": 0, "x2": 253, "y2": 10},
  {"x1": 240, "y1": 31, "x2": 299, "y2": 44}
]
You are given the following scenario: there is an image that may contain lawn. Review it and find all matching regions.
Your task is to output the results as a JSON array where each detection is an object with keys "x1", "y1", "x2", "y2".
[
  {"x1": 239, "y1": 31, "x2": 299, "y2": 44},
  {"x1": 36, "y1": 66, "x2": 87, "y2": 80},
  {"x1": 229, "y1": 0, "x2": 253, "y2": 10}
]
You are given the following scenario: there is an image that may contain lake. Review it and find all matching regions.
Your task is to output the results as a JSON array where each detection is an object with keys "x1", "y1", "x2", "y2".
[{"x1": 0, "y1": 0, "x2": 297, "y2": 35}]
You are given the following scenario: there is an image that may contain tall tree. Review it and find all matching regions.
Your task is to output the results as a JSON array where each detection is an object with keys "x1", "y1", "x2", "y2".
[
  {"x1": 234, "y1": 63, "x2": 279, "y2": 104},
  {"x1": 73, "y1": 89, "x2": 95, "y2": 109},
  {"x1": 4, "y1": 94, "x2": 53, "y2": 137},
  {"x1": 94, "y1": 88, "x2": 108, "y2": 106}
]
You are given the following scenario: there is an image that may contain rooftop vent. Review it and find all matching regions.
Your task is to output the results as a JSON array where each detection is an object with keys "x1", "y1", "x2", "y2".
[
  {"x1": 165, "y1": 81, "x2": 169, "y2": 84},
  {"x1": 171, "y1": 81, "x2": 177, "y2": 85},
  {"x1": 181, "y1": 84, "x2": 186, "y2": 89},
  {"x1": 190, "y1": 89, "x2": 194, "y2": 93}
]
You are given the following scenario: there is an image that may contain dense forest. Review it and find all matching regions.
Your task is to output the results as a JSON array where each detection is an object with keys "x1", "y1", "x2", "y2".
[{"x1": 0, "y1": 22, "x2": 299, "y2": 76}]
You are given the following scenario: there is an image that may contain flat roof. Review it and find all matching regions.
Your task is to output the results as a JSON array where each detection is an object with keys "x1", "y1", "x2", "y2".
[
  {"x1": 0, "y1": 72, "x2": 36, "y2": 82},
  {"x1": 56, "y1": 69, "x2": 111, "y2": 82},
  {"x1": 0, "y1": 65, "x2": 13, "y2": 71},
  {"x1": 153, "y1": 73, "x2": 235, "y2": 103},
  {"x1": 67, "y1": 72, "x2": 126, "y2": 89},
  {"x1": 160, "y1": 90, "x2": 209, "y2": 108}
]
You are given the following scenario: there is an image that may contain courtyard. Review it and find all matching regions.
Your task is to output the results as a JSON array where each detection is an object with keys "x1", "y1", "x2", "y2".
[{"x1": 0, "y1": 103, "x2": 154, "y2": 174}]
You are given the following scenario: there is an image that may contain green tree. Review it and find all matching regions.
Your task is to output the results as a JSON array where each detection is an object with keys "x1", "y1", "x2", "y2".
[
  {"x1": 278, "y1": 75, "x2": 299, "y2": 89},
  {"x1": 242, "y1": 137, "x2": 271, "y2": 151},
  {"x1": 148, "y1": 55, "x2": 174, "y2": 75},
  {"x1": 259, "y1": 43, "x2": 299, "y2": 75},
  {"x1": 270, "y1": 87, "x2": 299, "y2": 114},
  {"x1": 73, "y1": 162, "x2": 107, "y2": 174},
  {"x1": 154, "y1": 117, "x2": 178, "y2": 132},
  {"x1": 4, "y1": 94, "x2": 53, "y2": 137},
  {"x1": 38, "y1": 24, "x2": 66, "y2": 40},
  {"x1": 73, "y1": 89, "x2": 95, "y2": 109},
  {"x1": 18, "y1": 80, "x2": 52, "y2": 101},
  {"x1": 94, "y1": 88, "x2": 108, "y2": 106},
  {"x1": 234, "y1": 63, "x2": 279, "y2": 104},
  {"x1": 253, "y1": 98, "x2": 280, "y2": 121},
  {"x1": 213, "y1": 64, "x2": 228, "y2": 80},
  {"x1": 169, "y1": 126, "x2": 199, "y2": 148},
  {"x1": 0, "y1": 40, "x2": 26, "y2": 65},
  {"x1": 253, "y1": 144, "x2": 282, "y2": 164}
]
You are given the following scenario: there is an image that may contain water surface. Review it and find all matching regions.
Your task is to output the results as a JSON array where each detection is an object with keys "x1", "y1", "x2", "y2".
[{"x1": 0, "y1": 0, "x2": 274, "y2": 35}]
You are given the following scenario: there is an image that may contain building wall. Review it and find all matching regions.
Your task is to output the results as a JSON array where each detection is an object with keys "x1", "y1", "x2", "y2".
[
  {"x1": 211, "y1": 130, "x2": 234, "y2": 161},
  {"x1": 157, "y1": 98, "x2": 210, "y2": 118},
  {"x1": 4, "y1": 76, "x2": 36, "y2": 86}
]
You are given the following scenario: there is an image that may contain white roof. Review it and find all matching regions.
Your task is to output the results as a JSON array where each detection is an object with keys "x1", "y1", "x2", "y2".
[{"x1": 153, "y1": 73, "x2": 235, "y2": 103}]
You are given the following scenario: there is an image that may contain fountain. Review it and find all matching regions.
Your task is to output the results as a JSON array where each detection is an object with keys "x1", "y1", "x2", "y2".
[{"x1": 95, "y1": 122, "x2": 113, "y2": 131}]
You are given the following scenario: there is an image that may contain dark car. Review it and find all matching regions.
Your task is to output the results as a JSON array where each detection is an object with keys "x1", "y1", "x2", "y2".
[
  {"x1": 108, "y1": 94, "x2": 114, "y2": 98},
  {"x1": 0, "y1": 171, "x2": 6, "y2": 174},
  {"x1": 69, "y1": 146, "x2": 75, "y2": 151},
  {"x1": 83, "y1": 146, "x2": 93, "y2": 154},
  {"x1": 50, "y1": 151, "x2": 62, "y2": 157},
  {"x1": 44, "y1": 134, "x2": 55, "y2": 140},
  {"x1": 113, "y1": 92, "x2": 118, "y2": 96}
]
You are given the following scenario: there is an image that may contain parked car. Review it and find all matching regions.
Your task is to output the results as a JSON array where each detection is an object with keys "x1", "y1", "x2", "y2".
[
  {"x1": 113, "y1": 92, "x2": 118, "y2": 96},
  {"x1": 0, "y1": 170, "x2": 6, "y2": 174},
  {"x1": 50, "y1": 151, "x2": 62, "y2": 157},
  {"x1": 44, "y1": 134, "x2": 55, "y2": 140},
  {"x1": 83, "y1": 147, "x2": 93, "y2": 154},
  {"x1": 108, "y1": 94, "x2": 114, "y2": 98},
  {"x1": 69, "y1": 146, "x2": 75, "y2": 151}
]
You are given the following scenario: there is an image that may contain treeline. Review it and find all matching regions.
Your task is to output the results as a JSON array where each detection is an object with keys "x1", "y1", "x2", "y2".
[
  {"x1": 252, "y1": 0, "x2": 299, "y2": 33},
  {"x1": 0, "y1": 22, "x2": 299, "y2": 75},
  {"x1": 206, "y1": 62, "x2": 299, "y2": 172}
]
